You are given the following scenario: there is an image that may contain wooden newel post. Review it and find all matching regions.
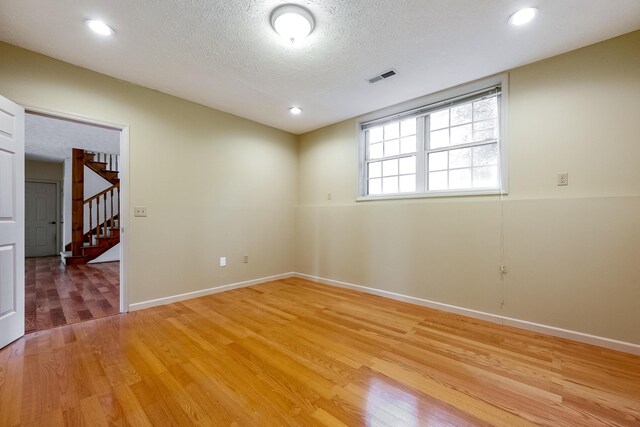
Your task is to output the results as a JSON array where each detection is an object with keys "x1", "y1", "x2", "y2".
[{"x1": 71, "y1": 148, "x2": 84, "y2": 256}]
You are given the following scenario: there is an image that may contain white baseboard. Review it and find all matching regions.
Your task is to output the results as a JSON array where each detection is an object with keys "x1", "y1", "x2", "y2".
[
  {"x1": 126, "y1": 270, "x2": 640, "y2": 355},
  {"x1": 293, "y1": 272, "x2": 640, "y2": 356},
  {"x1": 128, "y1": 272, "x2": 295, "y2": 311}
]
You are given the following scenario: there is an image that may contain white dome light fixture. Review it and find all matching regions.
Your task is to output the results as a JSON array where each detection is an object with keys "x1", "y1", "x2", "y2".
[
  {"x1": 289, "y1": 107, "x2": 303, "y2": 115},
  {"x1": 271, "y1": 4, "x2": 315, "y2": 43},
  {"x1": 86, "y1": 19, "x2": 115, "y2": 36},
  {"x1": 508, "y1": 7, "x2": 538, "y2": 26}
]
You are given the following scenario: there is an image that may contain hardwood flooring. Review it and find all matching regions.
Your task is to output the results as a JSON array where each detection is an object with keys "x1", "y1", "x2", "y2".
[
  {"x1": 25, "y1": 257, "x2": 119, "y2": 333},
  {"x1": 2, "y1": 277, "x2": 639, "y2": 426}
]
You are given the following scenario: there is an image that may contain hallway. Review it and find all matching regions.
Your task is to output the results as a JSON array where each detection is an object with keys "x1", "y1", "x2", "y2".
[{"x1": 25, "y1": 257, "x2": 119, "y2": 333}]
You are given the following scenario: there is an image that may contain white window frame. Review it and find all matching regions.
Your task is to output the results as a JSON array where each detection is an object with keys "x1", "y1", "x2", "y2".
[{"x1": 357, "y1": 74, "x2": 509, "y2": 201}]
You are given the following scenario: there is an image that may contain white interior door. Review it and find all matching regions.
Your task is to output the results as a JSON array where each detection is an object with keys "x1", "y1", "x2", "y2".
[
  {"x1": 0, "y1": 95, "x2": 25, "y2": 349},
  {"x1": 25, "y1": 181, "x2": 58, "y2": 257}
]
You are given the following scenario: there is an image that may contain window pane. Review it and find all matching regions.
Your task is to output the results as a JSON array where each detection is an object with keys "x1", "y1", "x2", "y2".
[
  {"x1": 473, "y1": 128, "x2": 496, "y2": 142},
  {"x1": 451, "y1": 103, "x2": 472, "y2": 125},
  {"x1": 382, "y1": 159, "x2": 398, "y2": 176},
  {"x1": 368, "y1": 178, "x2": 382, "y2": 195},
  {"x1": 428, "y1": 171, "x2": 447, "y2": 190},
  {"x1": 473, "y1": 166, "x2": 499, "y2": 188},
  {"x1": 382, "y1": 176, "x2": 398, "y2": 194},
  {"x1": 399, "y1": 174, "x2": 416, "y2": 193},
  {"x1": 401, "y1": 118, "x2": 416, "y2": 136},
  {"x1": 474, "y1": 118, "x2": 496, "y2": 131},
  {"x1": 428, "y1": 151, "x2": 447, "y2": 171},
  {"x1": 369, "y1": 143, "x2": 383, "y2": 159},
  {"x1": 384, "y1": 139, "x2": 399, "y2": 157},
  {"x1": 449, "y1": 147, "x2": 471, "y2": 169},
  {"x1": 368, "y1": 161, "x2": 382, "y2": 178},
  {"x1": 473, "y1": 97, "x2": 497, "y2": 121},
  {"x1": 400, "y1": 136, "x2": 416, "y2": 154},
  {"x1": 449, "y1": 168, "x2": 471, "y2": 189},
  {"x1": 473, "y1": 119, "x2": 497, "y2": 142},
  {"x1": 472, "y1": 143, "x2": 498, "y2": 166},
  {"x1": 369, "y1": 127, "x2": 383, "y2": 143},
  {"x1": 430, "y1": 129, "x2": 449, "y2": 149},
  {"x1": 399, "y1": 156, "x2": 416, "y2": 174},
  {"x1": 384, "y1": 122, "x2": 399, "y2": 140},
  {"x1": 430, "y1": 110, "x2": 449, "y2": 130},
  {"x1": 450, "y1": 124, "x2": 472, "y2": 146}
]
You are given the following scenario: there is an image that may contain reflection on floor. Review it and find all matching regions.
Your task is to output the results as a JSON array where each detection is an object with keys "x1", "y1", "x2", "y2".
[
  {"x1": 25, "y1": 256, "x2": 119, "y2": 333},
  {"x1": 3, "y1": 277, "x2": 639, "y2": 425}
]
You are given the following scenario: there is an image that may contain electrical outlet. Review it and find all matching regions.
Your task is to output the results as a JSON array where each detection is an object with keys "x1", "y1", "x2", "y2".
[
  {"x1": 327, "y1": 192, "x2": 332, "y2": 201},
  {"x1": 243, "y1": 255, "x2": 249, "y2": 264},
  {"x1": 219, "y1": 257, "x2": 226, "y2": 267},
  {"x1": 557, "y1": 173, "x2": 568, "y2": 186},
  {"x1": 134, "y1": 206, "x2": 148, "y2": 217}
]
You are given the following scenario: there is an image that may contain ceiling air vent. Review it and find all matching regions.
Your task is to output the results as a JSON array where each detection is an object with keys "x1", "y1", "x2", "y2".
[{"x1": 368, "y1": 69, "x2": 397, "y2": 84}]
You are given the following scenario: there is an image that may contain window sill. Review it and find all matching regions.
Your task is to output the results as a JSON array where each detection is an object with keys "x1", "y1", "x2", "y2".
[{"x1": 356, "y1": 189, "x2": 508, "y2": 202}]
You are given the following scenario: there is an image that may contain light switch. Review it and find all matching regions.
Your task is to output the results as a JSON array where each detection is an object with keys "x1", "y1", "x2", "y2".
[
  {"x1": 220, "y1": 257, "x2": 226, "y2": 267},
  {"x1": 134, "y1": 206, "x2": 148, "y2": 217}
]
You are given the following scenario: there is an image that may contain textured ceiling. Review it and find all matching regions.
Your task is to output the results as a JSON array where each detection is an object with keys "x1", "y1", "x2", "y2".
[
  {"x1": 2, "y1": 1, "x2": 640, "y2": 134},
  {"x1": 25, "y1": 113, "x2": 120, "y2": 162}
]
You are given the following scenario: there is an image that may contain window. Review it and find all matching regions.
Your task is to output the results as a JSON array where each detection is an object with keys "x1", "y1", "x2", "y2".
[
  {"x1": 359, "y1": 80, "x2": 506, "y2": 199},
  {"x1": 366, "y1": 118, "x2": 418, "y2": 195}
]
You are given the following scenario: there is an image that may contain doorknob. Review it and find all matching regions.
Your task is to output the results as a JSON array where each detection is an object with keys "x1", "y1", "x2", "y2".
[{"x1": 49, "y1": 221, "x2": 56, "y2": 224}]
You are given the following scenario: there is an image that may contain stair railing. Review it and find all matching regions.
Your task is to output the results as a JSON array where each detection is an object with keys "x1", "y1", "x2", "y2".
[{"x1": 85, "y1": 184, "x2": 120, "y2": 245}]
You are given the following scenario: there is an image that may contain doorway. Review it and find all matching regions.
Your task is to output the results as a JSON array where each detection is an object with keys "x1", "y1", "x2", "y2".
[{"x1": 23, "y1": 110, "x2": 128, "y2": 333}]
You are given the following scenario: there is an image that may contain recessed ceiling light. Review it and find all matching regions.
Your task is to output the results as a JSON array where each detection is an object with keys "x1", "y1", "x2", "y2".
[
  {"x1": 289, "y1": 107, "x2": 302, "y2": 115},
  {"x1": 508, "y1": 8, "x2": 538, "y2": 26},
  {"x1": 270, "y1": 5, "x2": 315, "y2": 43},
  {"x1": 86, "y1": 19, "x2": 115, "y2": 36}
]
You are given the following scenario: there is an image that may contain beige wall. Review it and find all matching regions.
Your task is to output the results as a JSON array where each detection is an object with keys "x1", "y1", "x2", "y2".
[
  {"x1": 25, "y1": 159, "x2": 63, "y2": 182},
  {"x1": 0, "y1": 42, "x2": 297, "y2": 305},
  {"x1": 296, "y1": 31, "x2": 640, "y2": 344},
  {"x1": 24, "y1": 160, "x2": 64, "y2": 182}
]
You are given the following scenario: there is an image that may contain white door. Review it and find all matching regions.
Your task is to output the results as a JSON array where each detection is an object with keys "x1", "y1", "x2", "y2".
[
  {"x1": 0, "y1": 95, "x2": 25, "y2": 349},
  {"x1": 25, "y1": 181, "x2": 58, "y2": 257}
]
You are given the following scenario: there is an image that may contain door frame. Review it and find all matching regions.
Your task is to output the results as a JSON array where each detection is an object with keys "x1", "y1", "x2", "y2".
[
  {"x1": 24, "y1": 178, "x2": 62, "y2": 257},
  {"x1": 22, "y1": 104, "x2": 130, "y2": 313}
]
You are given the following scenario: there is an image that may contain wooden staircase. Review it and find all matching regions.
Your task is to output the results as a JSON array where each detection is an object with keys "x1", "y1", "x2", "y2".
[
  {"x1": 65, "y1": 149, "x2": 120, "y2": 265},
  {"x1": 83, "y1": 150, "x2": 119, "y2": 185}
]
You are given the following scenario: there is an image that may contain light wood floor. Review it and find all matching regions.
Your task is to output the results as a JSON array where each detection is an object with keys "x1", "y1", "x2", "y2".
[
  {"x1": 25, "y1": 257, "x2": 120, "y2": 333},
  {"x1": 1, "y1": 277, "x2": 639, "y2": 426}
]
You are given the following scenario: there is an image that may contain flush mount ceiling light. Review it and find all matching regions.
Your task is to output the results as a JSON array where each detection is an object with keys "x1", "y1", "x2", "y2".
[
  {"x1": 508, "y1": 7, "x2": 538, "y2": 26},
  {"x1": 86, "y1": 19, "x2": 115, "y2": 36},
  {"x1": 289, "y1": 106, "x2": 303, "y2": 115},
  {"x1": 270, "y1": 4, "x2": 315, "y2": 43}
]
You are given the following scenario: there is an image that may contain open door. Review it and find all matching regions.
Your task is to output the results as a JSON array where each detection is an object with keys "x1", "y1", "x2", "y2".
[{"x1": 0, "y1": 95, "x2": 25, "y2": 349}]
